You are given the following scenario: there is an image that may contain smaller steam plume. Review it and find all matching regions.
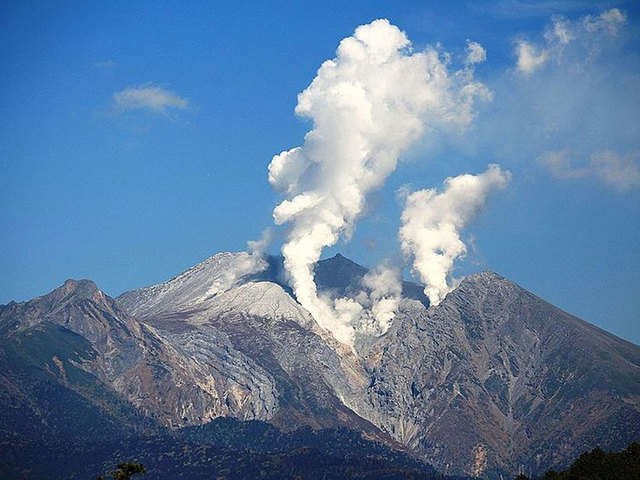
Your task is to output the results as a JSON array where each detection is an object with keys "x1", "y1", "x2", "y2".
[
  {"x1": 205, "y1": 230, "x2": 271, "y2": 297},
  {"x1": 329, "y1": 262, "x2": 402, "y2": 340},
  {"x1": 247, "y1": 228, "x2": 273, "y2": 258},
  {"x1": 399, "y1": 164, "x2": 511, "y2": 306},
  {"x1": 359, "y1": 263, "x2": 402, "y2": 333}
]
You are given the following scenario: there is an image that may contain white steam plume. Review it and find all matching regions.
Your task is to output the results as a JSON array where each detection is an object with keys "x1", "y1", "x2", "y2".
[
  {"x1": 399, "y1": 164, "x2": 510, "y2": 307},
  {"x1": 330, "y1": 262, "x2": 402, "y2": 339},
  {"x1": 247, "y1": 227, "x2": 273, "y2": 257},
  {"x1": 268, "y1": 19, "x2": 490, "y2": 345},
  {"x1": 205, "y1": 229, "x2": 271, "y2": 297},
  {"x1": 359, "y1": 263, "x2": 403, "y2": 333}
]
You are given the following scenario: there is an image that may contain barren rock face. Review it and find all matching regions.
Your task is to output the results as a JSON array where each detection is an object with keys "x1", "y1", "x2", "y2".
[
  {"x1": 358, "y1": 271, "x2": 640, "y2": 477},
  {"x1": 2, "y1": 253, "x2": 639, "y2": 479},
  {"x1": 0, "y1": 275, "x2": 280, "y2": 428}
]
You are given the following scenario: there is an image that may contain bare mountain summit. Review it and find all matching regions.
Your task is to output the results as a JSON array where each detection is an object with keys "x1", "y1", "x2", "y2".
[{"x1": 1, "y1": 252, "x2": 638, "y2": 479}]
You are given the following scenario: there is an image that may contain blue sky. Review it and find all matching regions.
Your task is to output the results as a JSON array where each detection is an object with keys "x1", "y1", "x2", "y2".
[{"x1": 1, "y1": 0, "x2": 639, "y2": 344}]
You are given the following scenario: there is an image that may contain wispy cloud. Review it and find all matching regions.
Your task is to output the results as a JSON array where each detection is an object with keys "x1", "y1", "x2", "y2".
[
  {"x1": 590, "y1": 151, "x2": 640, "y2": 191},
  {"x1": 514, "y1": 8, "x2": 626, "y2": 74},
  {"x1": 539, "y1": 150, "x2": 640, "y2": 191},
  {"x1": 515, "y1": 41, "x2": 548, "y2": 74},
  {"x1": 472, "y1": 0, "x2": 627, "y2": 19},
  {"x1": 538, "y1": 150, "x2": 588, "y2": 178},
  {"x1": 113, "y1": 84, "x2": 188, "y2": 114},
  {"x1": 94, "y1": 59, "x2": 116, "y2": 69},
  {"x1": 463, "y1": 7, "x2": 638, "y2": 198}
]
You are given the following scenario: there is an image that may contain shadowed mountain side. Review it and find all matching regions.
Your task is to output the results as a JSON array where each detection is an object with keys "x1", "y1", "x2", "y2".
[{"x1": 0, "y1": 320, "x2": 158, "y2": 446}]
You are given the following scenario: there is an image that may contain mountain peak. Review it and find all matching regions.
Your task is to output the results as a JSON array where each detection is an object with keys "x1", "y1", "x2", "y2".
[
  {"x1": 461, "y1": 270, "x2": 506, "y2": 285},
  {"x1": 443, "y1": 270, "x2": 519, "y2": 308},
  {"x1": 0, "y1": 277, "x2": 128, "y2": 341},
  {"x1": 49, "y1": 278, "x2": 104, "y2": 304},
  {"x1": 117, "y1": 251, "x2": 268, "y2": 318},
  {"x1": 61, "y1": 278, "x2": 99, "y2": 293},
  {"x1": 314, "y1": 253, "x2": 369, "y2": 293}
]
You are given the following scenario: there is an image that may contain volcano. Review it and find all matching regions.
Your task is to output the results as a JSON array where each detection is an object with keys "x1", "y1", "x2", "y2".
[{"x1": 1, "y1": 252, "x2": 638, "y2": 479}]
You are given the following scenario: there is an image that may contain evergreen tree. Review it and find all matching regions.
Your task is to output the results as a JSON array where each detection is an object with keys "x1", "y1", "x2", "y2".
[{"x1": 97, "y1": 462, "x2": 145, "y2": 480}]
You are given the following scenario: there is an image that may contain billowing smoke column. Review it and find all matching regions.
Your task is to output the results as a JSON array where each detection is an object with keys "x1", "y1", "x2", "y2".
[
  {"x1": 268, "y1": 19, "x2": 490, "y2": 345},
  {"x1": 399, "y1": 164, "x2": 511, "y2": 306}
]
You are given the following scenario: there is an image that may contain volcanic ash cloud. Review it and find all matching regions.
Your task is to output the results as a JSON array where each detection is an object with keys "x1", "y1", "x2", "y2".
[
  {"x1": 399, "y1": 164, "x2": 511, "y2": 307},
  {"x1": 267, "y1": 18, "x2": 490, "y2": 345}
]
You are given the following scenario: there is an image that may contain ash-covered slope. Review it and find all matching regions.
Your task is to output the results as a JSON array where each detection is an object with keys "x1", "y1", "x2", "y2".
[
  {"x1": 117, "y1": 252, "x2": 428, "y2": 320},
  {"x1": 117, "y1": 252, "x2": 267, "y2": 319},
  {"x1": 118, "y1": 253, "x2": 395, "y2": 440}
]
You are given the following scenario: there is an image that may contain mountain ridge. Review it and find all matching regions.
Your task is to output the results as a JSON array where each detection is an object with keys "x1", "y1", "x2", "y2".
[{"x1": 1, "y1": 252, "x2": 639, "y2": 479}]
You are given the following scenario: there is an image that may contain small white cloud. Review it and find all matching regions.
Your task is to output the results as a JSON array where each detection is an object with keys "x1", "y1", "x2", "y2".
[
  {"x1": 516, "y1": 40, "x2": 548, "y2": 73},
  {"x1": 584, "y1": 8, "x2": 626, "y2": 34},
  {"x1": 539, "y1": 150, "x2": 640, "y2": 191},
  {"x1": 466, "y1": 40, "x2": 487, "y2": 64},
  {"x1": 113, "y1": 84, "x2": 188, "y2": 114}
]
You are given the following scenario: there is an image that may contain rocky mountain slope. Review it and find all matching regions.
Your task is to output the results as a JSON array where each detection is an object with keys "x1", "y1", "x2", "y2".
[
  {"x1": 0, "y1": 277, "x2": 281, "y2": 429},
  {"x1": 1, "y1": 252, "x2": 639, "y2": 479},
  {"x1": 360, "y1": 271, "x2": 640, "y2": 477}
]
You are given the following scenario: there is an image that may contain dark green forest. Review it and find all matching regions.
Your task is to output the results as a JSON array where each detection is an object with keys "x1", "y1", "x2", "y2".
[
  {"x1": 90, "y1": 441, "x2": 640, "y2": 480},
  {"x1": 86, "y1": 439, "x2": 640, "y2": 480},
  {"x1": 515, "y1": 442, "x2": 640, "y2": 480},
  {"x1": 1, "y1": 417, "x2": 468, "y2": 480}
]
